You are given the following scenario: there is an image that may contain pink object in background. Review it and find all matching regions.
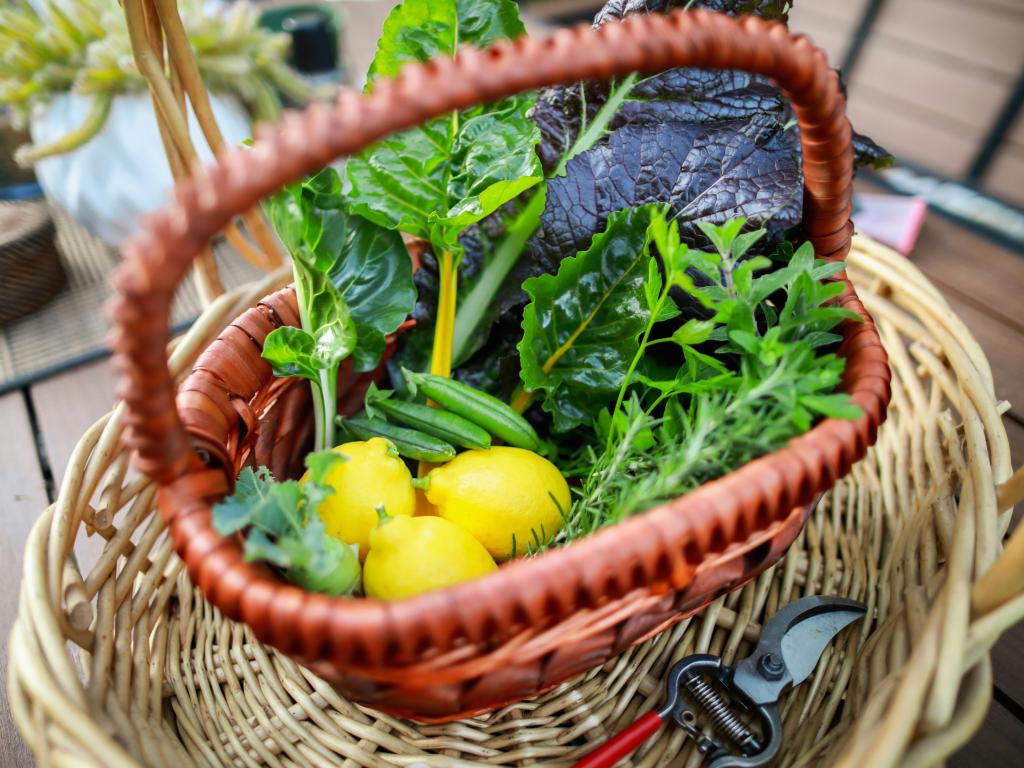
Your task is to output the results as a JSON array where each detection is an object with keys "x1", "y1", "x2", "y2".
[{"x1": 852, "y1": 193, "x2": 928, "y2": 255}]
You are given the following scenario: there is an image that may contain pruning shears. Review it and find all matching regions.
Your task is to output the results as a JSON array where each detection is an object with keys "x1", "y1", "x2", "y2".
[{"x1": 574, "y1": 596, "x2": 867, "y2": 768}]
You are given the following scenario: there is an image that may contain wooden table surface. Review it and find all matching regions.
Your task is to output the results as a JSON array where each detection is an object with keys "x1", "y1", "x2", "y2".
[{"x1": 1, "y1": 196, "x2": 1022, "y2": 765}]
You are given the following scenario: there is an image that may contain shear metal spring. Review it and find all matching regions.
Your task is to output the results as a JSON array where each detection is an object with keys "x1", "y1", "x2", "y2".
[{"x1": 685, "y1": 675, "x2": 762, "y2": 753}]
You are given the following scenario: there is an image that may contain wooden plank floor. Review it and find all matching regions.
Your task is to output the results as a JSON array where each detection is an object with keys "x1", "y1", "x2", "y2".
[{"x1": 0, "y1": 210, "x2": 1020, "y2": 765}]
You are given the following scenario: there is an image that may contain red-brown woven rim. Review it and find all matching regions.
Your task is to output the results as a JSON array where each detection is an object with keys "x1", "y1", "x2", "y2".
[{"x1": 110, "y1": 9, "x2": 890, "y2": 674}]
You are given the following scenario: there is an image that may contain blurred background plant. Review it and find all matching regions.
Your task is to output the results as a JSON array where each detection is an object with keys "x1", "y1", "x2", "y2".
[{"x1": 0, "y1": 0, "x2": 311, "y2": 164}]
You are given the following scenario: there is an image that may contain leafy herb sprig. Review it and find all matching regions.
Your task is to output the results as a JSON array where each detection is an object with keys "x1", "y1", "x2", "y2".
[
  {"x1": 539, "y1": 208, "x2": 863, "y2": 544},
  {"x1": 212, "y1": 451, "x2": 361, "y2": 596}
]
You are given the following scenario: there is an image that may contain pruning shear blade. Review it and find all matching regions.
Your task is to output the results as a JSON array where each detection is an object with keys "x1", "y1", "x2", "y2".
[{"x1": 574, "y1": 595, "x2": 867, "y2": 768}]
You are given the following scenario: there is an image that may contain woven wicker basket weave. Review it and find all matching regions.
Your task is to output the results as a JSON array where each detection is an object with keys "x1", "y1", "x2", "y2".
[
  {"x1": 0, "y1": 200, "x2": 67, "y2": 326},
  {"x1": 7, "y1": 235, "x2": 1023, "y2": 767},
  {"x1": 105, "y1": 9, "x2": 890, "y2": 719}
]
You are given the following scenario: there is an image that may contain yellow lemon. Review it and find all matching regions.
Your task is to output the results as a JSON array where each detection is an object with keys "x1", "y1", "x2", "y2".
[
  {"x1": 304, "y1": 438, "x2": 415, "y2": 559},
  {"x1": 419, "y1": 447, "x2": 570, "y2": 560},
  {"x1": 363, "y1": 515, "x2": 497, "y2": 600}
]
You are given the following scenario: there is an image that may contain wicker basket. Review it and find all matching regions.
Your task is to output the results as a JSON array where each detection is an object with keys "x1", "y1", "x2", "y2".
[
  {"x1": 100, "y1": 10, "x2": 891, "y2": 720},
  {"x1": 8, "y1": 235, "x2": 1024, "y2": 766},
  {"x1": 0, "y1": 200, "x2": 67, "y2": 326}
]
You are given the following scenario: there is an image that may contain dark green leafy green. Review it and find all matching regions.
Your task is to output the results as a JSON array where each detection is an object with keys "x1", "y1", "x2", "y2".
[
  {"x1": 366, "y1": 0, "x2": 526, "y2": 82},
  {"x1": 518, "y1": 206, "x2": 655, "y2": 431},
  {"x1": 212, "y1": 455, "x2": 361, "y2": 596},
  {"x1": 266, "y1": 168, "x2": 415, "y2": 372}
]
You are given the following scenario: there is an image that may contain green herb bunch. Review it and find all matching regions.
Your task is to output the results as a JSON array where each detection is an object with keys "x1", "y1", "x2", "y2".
[
  {"x1": 547, "y1": 208, "x2": 863, "y2": 544},
  {"x1": 212, "y1": 451, "x2": 361, "y2": 596}
]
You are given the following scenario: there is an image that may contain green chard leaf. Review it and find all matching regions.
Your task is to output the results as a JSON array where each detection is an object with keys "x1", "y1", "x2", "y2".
[
  {"x1": 366, "y1": 0, "x2": 525, "y2": 82},
  {"x1": 345, "y1": 0, "x2": 542, "y2": 256},
  {"x1": 519, "y1": 206, "x2": 656, "y2": 431},
  {"x1": 263, "y1": 168, "x2": 416, "y2": 373}
]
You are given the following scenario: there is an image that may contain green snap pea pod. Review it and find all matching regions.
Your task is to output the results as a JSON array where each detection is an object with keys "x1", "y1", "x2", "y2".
[
  {"x1": 403, "y1": 370, "x2": 540, "y2": 451},
  {"x1": 369, "y1": 398, "x2": 491, "y2": 449},
  {"x1": 338, "y1": 416, "x2": 456, "y2": 463}
]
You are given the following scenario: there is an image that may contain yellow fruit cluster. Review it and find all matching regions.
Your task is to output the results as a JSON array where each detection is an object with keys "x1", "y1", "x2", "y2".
[{"x1": 304, "y1": 438, "x2": 570, "y2": 600}]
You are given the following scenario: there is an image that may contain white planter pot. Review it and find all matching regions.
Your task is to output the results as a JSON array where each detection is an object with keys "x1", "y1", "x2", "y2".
[{"x1": 30, "y1": 92, "x2": 251, "y2": 246}]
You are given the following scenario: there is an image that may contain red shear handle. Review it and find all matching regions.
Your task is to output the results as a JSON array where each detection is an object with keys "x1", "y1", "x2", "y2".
[{"x1": 575, "y1": 711, "x2": 664, "y2": 768}]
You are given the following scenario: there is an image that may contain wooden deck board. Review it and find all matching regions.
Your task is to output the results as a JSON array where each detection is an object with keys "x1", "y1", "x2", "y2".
[
  {"x1": 951, "y1": 697, "x2": 1024, "y2": 766},
  {"x1": 0, "y1": 392, "x2": 51, "y2": 768},
  {"x1": 910, "y1": 213, "x2": 1024, "y2": 336},
  {"x1": 29, "y1": 358, "x2": 118, "y2": 489}
]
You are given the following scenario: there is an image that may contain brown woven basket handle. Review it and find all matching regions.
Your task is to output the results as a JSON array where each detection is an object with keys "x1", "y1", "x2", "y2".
[{"x1": 112, "y1": 8, "x2": 854, "y2": 484}]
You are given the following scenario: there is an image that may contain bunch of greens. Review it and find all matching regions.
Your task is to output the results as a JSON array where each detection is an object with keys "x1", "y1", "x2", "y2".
[
  {"x1": 212, "y1": 452, "x2": 360, "y2": 595},
  {"x1": 520, "y1": 206, "x2": 862, "y2": 543},
  {"x1": 410, "y1": 0, "x2": 891, "y2": 395},
  {"x1": 232, "y1": 0, "x2": 878, "y2": 587},
  {"x1": 262, "y1": 168, "x2": 415, "y2": 451}
]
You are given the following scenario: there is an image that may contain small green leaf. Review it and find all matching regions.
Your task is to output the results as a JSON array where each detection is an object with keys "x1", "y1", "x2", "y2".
[
  {"x1": 212, "y1": 467, "x2": 273, "y2": 536},
  {"x1": 304, "y1": 449, "x2": 345, "y2": 487},
  {"x1": 644, "y1": 258, "x2": 663, "y2": 313},
  {"x1": 656, "y1": 301, "x2": 683, "y2": 323},
  {"x1": 802, "y1": 394, "x2": 864, "y2": 421},
  {"x1": 731, "y1": 228, "x2": 767, "y2": 259},
  {"x1": 672, "y1": 319, "x2": 716, "y2": 347},
  {"x1": 250, "y1": 480, "x2": 303, "y2": 537},
  {"x1": 697, "y1": 217, "x2": 746, "y2": 257},
  {"x1": 262, "y1": 327, "x2": 319, "y2": 381},
  {"x1": 361, "y1": 382, "x2": 392, "y2": 419},
  {"x1": 728, "y1": 329, "x2": 760, "y2": 354},
  {"x1": 243, "y1": 529, "x2": 291, "y2": 568}
]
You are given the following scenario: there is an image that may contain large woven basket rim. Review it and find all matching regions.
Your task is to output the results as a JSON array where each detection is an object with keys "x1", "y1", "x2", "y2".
[{"x1": 111, "y1": 9, "x2": 891, "y2": 684}]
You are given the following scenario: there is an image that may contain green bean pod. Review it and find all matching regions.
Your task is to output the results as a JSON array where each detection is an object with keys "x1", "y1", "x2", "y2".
[
  {"x1": 370, "y1": 398, "x2": 491, "y2": 450},
  {"x1": 403, "y1": 370, "x2": 541, "y2": 451},
  {"x1": 338, "y1": 416, "x2": 456, "y2": 463}
]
